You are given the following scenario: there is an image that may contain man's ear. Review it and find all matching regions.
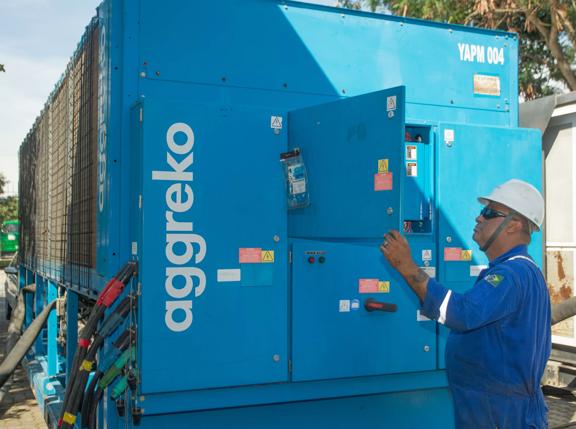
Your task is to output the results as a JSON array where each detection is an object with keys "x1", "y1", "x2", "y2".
[{"x1": 506, "y1": 218, "x2": 524, "y2": 234}]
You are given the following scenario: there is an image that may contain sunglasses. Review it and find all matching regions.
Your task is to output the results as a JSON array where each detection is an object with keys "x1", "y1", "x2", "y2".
[{"x1": 480, "y1": 206, "x2": 509, "y2": 220}]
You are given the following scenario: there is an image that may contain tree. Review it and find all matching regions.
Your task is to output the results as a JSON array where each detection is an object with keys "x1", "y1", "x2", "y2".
[
  {"x1": 343, "y1": 0, "x2": 576, "y2": 100},
  {"x1": 0, "y1": 64, "x2": 4, "y2": 72},
  {"x1": 0, "y1": 173, "x2": 7, "y2": 195},
  {"x1": 0, "y1": 196, "x2": 18, "y2": 225}
]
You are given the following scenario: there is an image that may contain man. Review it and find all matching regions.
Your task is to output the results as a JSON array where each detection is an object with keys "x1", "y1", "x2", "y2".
[{"x1": 380, "y1": 179, "x2": 551, "y2": 429}]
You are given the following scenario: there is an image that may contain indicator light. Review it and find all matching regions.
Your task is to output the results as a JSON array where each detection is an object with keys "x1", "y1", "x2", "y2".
[
  {"x1": 318, "y1": 256, "x2": 326, "y2": 263},
  {"x1": 308, "y1": 256, "x2": 315, "y2": 264}
]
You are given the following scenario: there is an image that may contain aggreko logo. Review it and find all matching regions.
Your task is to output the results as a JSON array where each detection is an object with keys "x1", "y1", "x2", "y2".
[{"x1": 152, "y1": 122, "x2": 207, "y2": 332}]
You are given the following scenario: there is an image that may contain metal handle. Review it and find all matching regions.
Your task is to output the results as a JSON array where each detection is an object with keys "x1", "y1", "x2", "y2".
[{"x1": 364, "y1": 298, "x2": 397, "y2": 313}]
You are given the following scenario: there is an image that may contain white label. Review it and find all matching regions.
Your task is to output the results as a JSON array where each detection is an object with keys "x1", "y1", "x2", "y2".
[
  {"x1": 387, "y1": 95, "x2": 397, "y2": 111},
  {"x1": 351, "y1": 299, "x2": 360, "y2": 310},
  {"x1": 339, "y1": 299, "x2": 351, "y2": 313},
  {"x1": 271, "y1": 116, "x2": 283, "y2": 130},
  {"x1": 292, "y1": 179, "x2": 306, "y2": 195},
  {"x1": 131, "y1": 242, "x2": 138, "y2": 255},
  {"x1": 444, "y1": 129, "x2": 454, "y2": 143},
  {"x1": 406, "y1": 145, "x2": 417, "y2": 161},
  {"x1": 417, "y1": 310, "x2": 432, "y2": 321},
  {"x1": 470, "y1": 265, "x2": 488, "y2": 277},
  {"x1": 217, "y1": 269, "x2": 241, "y2": 282},
  {"x1": 406, "y1": 162, "x2": 417, "y2": 177},
  {"x1": 421, "y1": 266, "x2": 436, "y2": 278},
  {"x1": 422, "y1": 249, "x2": 432, "y2": 261}
]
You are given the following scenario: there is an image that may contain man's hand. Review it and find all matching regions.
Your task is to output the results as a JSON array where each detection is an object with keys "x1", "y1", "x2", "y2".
[
  {"x1": 380, "y1": 230, "x2": 414, "y2": 274},
  {"x1": 380, "y1": 230, "x2": 429, "y2": 302}
]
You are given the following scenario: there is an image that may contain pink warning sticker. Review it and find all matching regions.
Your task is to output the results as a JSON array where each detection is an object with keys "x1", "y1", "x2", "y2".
[
  {"x1": 444, "y1": 247, "x2": 463, "y2": 261},
  {"x1": 239, "y1": 248, "x2": 262, "y2": 263},
  {"x1": 359, "y1": 279, "x2": 379, "y2": 293},
  {"x1": 374, "y1": 172, "x2": 393, "y2": 191}
]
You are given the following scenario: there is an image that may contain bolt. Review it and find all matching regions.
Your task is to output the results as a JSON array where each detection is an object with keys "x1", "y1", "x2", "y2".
[
  {"x1": 446, "y1": 236, "x2": 452, "y2": 243},
  {"x1": 273, "y1": 354, "x2": 280, "y2": 362},
  {"x1": 273, "y1": 235, "x2": 280, "y2": 243},
  {"x1": 446, "y1": 141, "x2": 453, "y2": 147},
  {"x1": 155, "y1": 71, "x2": 160, "y2": 76},
  {"x1": 424, "y1": 260, "x2": 430, "y2": 267},
  {"x1": 139, "y1": 71, "x2": 146, "y2": 78},
  {"x1": 424, "y1": 345, "x2": 430, "y2": 352},
  {"x1": 387, "y1": 207, "x2": 394, "y2": 215}
]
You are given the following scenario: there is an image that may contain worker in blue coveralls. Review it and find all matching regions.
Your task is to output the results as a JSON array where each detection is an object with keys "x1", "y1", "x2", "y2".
[{"x1": 380, "y1": 179, "x2": 551, "y2": 429}]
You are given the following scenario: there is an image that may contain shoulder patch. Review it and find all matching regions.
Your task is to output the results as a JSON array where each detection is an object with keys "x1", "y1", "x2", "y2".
[{"x1": 485, "y1": 274, "x2": 504, "y2": 287}]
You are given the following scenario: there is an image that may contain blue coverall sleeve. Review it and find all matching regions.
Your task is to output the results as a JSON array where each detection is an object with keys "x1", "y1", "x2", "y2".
[{"x1": 421, "y1": 267, "x2": 521, "y2": 332}]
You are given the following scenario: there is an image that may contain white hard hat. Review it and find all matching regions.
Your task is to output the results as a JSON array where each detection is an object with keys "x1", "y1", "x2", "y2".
[{"x1": 478, "y1": 179, "x2": 544, "y2": 231}]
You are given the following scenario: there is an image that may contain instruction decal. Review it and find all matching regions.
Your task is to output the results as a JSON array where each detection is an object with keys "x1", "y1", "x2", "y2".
[
  {"x1": 406, "y1": 162, "x2": 418, "y2": 177},
  {"x1": 421, "y1": 266, "x2": 436, "y2": 278},
  {"x1": 261, "y1": 250, "x2": 275, "y2": 263},
  {"x1": 359, "y1": 279, "x2": 379, "y2": 293},
  {"x1": 460, "y1": 250, "x2": 473, "y2": 261},
  {"x1": 239, "y1": 248, "x2": 262, "y2": 263},
  {"x1": 474, "y1": 74, "x2": 501, "y2": 96},
  {"x1": 351, "y1": 299, "x2": 360, "y2": 311},
  {"x1": 444, "y1": 247, "x2": 462, "y2": 261},
  {"x1": 270, "y1": 116, "x2": 283, "y2": 130},
  {"x1": 374, "y1": 172, "x2": 393, "y2": 191},
  {"x1": 406, "y1": 145, "x2": 417, "y2": 161},
  {"x1": 422, "y1": 249, "x2": 432, "y2": 261},
  {"x1": 217, "y1": 269, "x2": 241, "y2": 282},
  {"x1": 378, "y1": 281, "x2": 390, "y2": 293},
  {"x1": 444, "y1": 129, "x2": 455, "y2": 144},
  {"x1": 339, "y1": 299, "x2": 351, "y2": 313},
  {"x1": 470, "y1": 265, "x2": 488, "y2": 277},
  {"x1": 378, "y1": 159, "x2": 389, "y2": 173}
]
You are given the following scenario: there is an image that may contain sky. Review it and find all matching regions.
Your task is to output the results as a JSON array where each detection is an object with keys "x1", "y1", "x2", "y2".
[
  {"x1": 0, "y1": 0, "x2": 336, "y2": 198},
  {"x1": 0, "y1": 0, "x2": 101, "y2": 196}
]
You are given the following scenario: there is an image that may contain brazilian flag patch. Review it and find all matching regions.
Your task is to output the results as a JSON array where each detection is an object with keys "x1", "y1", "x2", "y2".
[{"x1": 485, "y1": 274, "x2": 504, "y2": 287}]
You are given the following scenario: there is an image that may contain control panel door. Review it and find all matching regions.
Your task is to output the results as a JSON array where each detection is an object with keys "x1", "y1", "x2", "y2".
[
  {"x1": 436, "y1": 123, "x2": 542, "y2": 367},
  {"x1": 291, "y1": 239, "x2": 437, "y2": 381},
  {"x1": 288, "y1": 87, "x2": 405, "y2": 238},
  {"x1": 135, "y1": 99, "x2": 289, "y2": 393}
]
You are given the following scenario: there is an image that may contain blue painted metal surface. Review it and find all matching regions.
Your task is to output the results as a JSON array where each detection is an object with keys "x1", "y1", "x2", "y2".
[{"x1": 17, "y1": 1, "x2": 543, "y2": 428}]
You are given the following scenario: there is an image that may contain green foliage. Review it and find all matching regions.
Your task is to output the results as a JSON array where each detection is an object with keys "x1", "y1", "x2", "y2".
[
  {"x1": 342, "y1": 0, "x2": 576, "y2": 99},
  {"x1": 0, "y1": 64, "x2": 4, "y2": 72},
  {"x1": 0, "y1": 173, "x2": 6, "y2": 195},
  {"x1": 0, "y1": 196, "x2": 18, "y2": 225}
]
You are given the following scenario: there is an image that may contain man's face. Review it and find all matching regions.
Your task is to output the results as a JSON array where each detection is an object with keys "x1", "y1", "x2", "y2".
[{"x1": 473, "y1": 202, "x2": 511, "y2": 247}]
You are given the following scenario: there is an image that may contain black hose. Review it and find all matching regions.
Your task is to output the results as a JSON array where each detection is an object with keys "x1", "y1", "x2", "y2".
[
  {"x1": 0, "y1": 284, "x2": 37, "y2": 403},
  {"x1": 0, "y1": 299, "x2": 56, "y2": 388},
  {"x1": 552, "y1": 297, "x2": 576, "y2": 325}
]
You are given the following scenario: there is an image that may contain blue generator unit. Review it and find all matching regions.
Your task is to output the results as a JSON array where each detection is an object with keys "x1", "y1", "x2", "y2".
[{"x1": 16, "y1": 1, "x2": 542, "y2": 428}]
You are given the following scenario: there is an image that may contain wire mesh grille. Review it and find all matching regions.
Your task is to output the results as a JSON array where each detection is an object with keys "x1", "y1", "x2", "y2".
[{"x1": 19, "y1": 22, "x2": 99, "y2": 288}]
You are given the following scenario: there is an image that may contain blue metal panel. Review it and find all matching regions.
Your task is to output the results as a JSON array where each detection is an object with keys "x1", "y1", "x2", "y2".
[
  {"x1": 291, "y1": 239, "x2": 435, "y2": 381},
  {"x1": 436, "y1": 123, "x2": 542, "y2": 367},
  {"x1": 137, "y1": 99, "x2": 288, "y2": 394},
  {"x1": 138, "y1": 388, "x2": 454, "y2": 429},
  {"x1": 288, "y1": 87, "x2": 405, "y2": 238},
  {"x1": 137, "y1": 0, "x2": 515, "y2": 126},
  {"x1": 47, "y1": 280, "x2": 59, "y2": 375}
]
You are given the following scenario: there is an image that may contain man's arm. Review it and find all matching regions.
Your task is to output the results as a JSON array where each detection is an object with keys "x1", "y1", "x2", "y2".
[{"x1": 380, "y1": 230, "x2": 429, "y2": 302}]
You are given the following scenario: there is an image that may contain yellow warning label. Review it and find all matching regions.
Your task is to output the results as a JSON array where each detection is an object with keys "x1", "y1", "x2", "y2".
[
  {"x1": 378, "y1": 281, "x2": 390, "y2": 293},
  {"x1": 378, "y1": 159, "x2": 389, "y2": 173},
  {"x1": 261, "y1": 250, "x2": 275, "y2": 263},
  {"x1": 461, "y1": 250, "x2": 472, "y2": 261},
  {"x1": 63, "y1": 412, "x2": 77, "y2": 424}
]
